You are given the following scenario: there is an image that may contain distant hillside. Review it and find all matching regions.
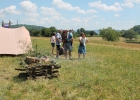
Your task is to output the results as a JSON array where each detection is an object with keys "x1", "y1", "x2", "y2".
[
  {"x1": 11, "y1": 24, "x2": 45, "y2": 30},
  {"x1": 11, "y1": 24, "x2": 140, "y2": 34},
  {"x1": 94, "y1": 30, "x2": 99, "y2": 34}
]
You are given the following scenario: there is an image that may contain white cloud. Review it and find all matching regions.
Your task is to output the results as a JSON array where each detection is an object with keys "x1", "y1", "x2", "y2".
[
  {"x1": 40, "y1": 17, "x2": 54, "y2": 24},
  {"x1": 95, "y1": 22, "x2": 101, "y2": 25},
  {"x1": 70, "y1": 17, "x2": 94, "y2": 28},
  {"x1": 125, "y1": 0, "x2": 140, "y2": 3},
  {"x1": 52, "y1": 0, "x2": 79, "y2": 10},
  {"x1": 77, "y1": 9, "x2": 97, "y2": 14},
  {"x1": 102, "y1": 18, "x2": 105, "y2": 20},
  {"x1": 121, "y1": 2, "x2": 134, "y2": 7},
  {"x1": 89, "y1": 1, "x2": 122, "y2": 11},
  {"x1": 71, "y1": 17, "x2": 82, "y2": 23},
  {"x1": 114, "y1": 2, "x2": 121, "y2": 6},
  {"x1": 41, "y1": 7, "x2": 61, "y2": 16},
  {"x1": 0, "y1": 15, "x2": 4, "y2": 18},
  {"x1": 24, "y1": 12, "x2": 39, "y2": 17},
  {"x1": 0, "y1": 6, "x2": 20, "y2": 15},
  {"x1": 52, "y1": 0, "x2": 97, "y2": 14},
  {"x1": 0, "y1": 9, "x2": 4, "y2": 15},
  {"x1": 114, "y1": 14, "x2": 120, "y2": 17},
  {"x1": 122, "y1": 0, "x2": 140, "y2": 8},
  {"x1": 20, "y1": 1, "x2": 37, "y2": 12},
  {"x1": 20, "y1": 1, "x2": 39, "y2": 17}
]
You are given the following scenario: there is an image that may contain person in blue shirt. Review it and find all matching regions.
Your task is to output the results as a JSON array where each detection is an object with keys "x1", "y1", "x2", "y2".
[
  {"x1": 55, "y1": 30, "x2": 62, "y2": 58},
  {"x1": 64, "y1": 30, "x2": 73, "y2": 60}
]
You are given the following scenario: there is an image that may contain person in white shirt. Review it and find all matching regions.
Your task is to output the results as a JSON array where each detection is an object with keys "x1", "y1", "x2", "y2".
[
  {"x1": 50, "y1": 32, "x2": 56, "y2": 55},
  {"x1": 55, "y1": 30, "x2": 62, "y2": 58},
  {"x1": 78, "y1": 32, "x2": 89, "y2": 59}
]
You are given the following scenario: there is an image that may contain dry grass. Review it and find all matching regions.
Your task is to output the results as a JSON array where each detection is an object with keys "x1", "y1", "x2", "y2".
[{"x1": 88, "y1": 37, "x2": 140, "y2": 50}]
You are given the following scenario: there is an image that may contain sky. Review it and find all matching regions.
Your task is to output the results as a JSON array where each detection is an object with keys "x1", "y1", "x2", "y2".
[{"x1": 0, "y1": 0, "x2": 140, "y2": 30}]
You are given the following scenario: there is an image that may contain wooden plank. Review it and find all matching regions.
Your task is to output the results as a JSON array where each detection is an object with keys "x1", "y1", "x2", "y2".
[{"x1": 15, "y1": 68, "x2": 27, "y2": 71}]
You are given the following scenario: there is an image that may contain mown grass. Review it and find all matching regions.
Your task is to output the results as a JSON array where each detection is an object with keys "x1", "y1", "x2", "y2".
[{"x1": 0, "y1": 37, "x2": 140, "y2": 100}]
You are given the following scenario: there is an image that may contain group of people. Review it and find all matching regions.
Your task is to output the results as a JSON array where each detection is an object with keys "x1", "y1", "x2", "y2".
[{"x1": 50, "y1": 29, "x2": 89, "y2": 59}]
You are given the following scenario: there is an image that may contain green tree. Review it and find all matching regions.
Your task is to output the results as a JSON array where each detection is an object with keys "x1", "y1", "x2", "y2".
[
  {"x1": 49, "y1": 26, "x2": 57, "y2": 35},
  {"x1": 124, "y1": 29, "x2": 138, "y2": 40},
  {"x1": 90, "y1": 31, "x2": 96, "y2": 37},
  {"x1": 80, "y1": 28, "x2": 85, "y2": 33},
  {"x1": 72, "y1": 31, "x2": 78, "y2": 38},
  {"x1": 29, "y1": 29, "x2": 34, "y2": 36},
  {"x1": 76, "y1": 28, "x2": 85, "y2": 36},
  {"x1": 99, "y1": 27, "x2": 120, "y2": 41},
  {"x1": 41, "y1": 28, "x2": 48, "y2": 37},
  {"x1": 36, "y1": 30, "x2": 42, "y2": 37},
  {"x1": 120, "y1": 30, "x2": 126, "y2": 37},
  {"x1": 32, "y1": 30, "x2": 41, "y2": 37},
  {"x1": 77, "y1": 29, "x2": 81, "y2": 36},
  {"x1": 132, "y1": 25, "x2": 140, "y2": 34}
]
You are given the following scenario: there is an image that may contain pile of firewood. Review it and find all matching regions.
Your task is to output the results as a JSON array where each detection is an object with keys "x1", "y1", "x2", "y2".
[{"x1": 15, "y1": 56, "x2": 61, "y2": 79}]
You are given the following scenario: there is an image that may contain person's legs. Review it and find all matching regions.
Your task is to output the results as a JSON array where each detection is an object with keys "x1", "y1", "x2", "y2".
[
  {"x1": 68, "y1": 43, "x2": 72, "y2": 60},
  {"x1": 83, "y1": 54, "x2": 85, "y2": 59},
  {"x1": 68, "y1": 51, "x2": 72, "y2": 59},
  {"x1": 78, "y1": 46, "x2": 81, "y2": 59},
  {"x1": 65, "y1": 49, "x2": 68, "y2": 59},
  {"x1": 56, "y1": 49, "x2": 59, "y2": 58},
  {"x1": 83, "y1": 46, "x2": 86, "y2": 59},
  {"x1": 78, "y1": 53, "x2": 80, "y2": 59},
  {"x1": 56, "y1": 45, "x2": 60, "y2": 58},
  {"x1": 52, "y1": 47, "x2": 54, "y2": 55},
  {"x1": 51, "y1": 43, "x2": 55, "y2": 54},
  {"x1": 64, "y1": 43, "x2": 68, "y2": 59}
]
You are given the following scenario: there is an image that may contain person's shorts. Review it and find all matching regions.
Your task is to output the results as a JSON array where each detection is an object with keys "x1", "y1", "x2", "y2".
[
  {"x1": 56, "y1": 45, "x2": 61, "y2": 50},
  {"x1": 64, "y1": 43, "x2": 72, "y2": 52},
  {"x1": 51, "y1": 43, "x2": 55, "y2": 47}
]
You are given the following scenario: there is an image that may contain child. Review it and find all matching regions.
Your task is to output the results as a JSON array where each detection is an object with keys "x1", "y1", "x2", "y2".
[
  {"x1": 78, "y1": 32, "x2": 89, "y2": 59},
  {"x1": 50, "y1": 32, "x2": 56, "y2": 55}
]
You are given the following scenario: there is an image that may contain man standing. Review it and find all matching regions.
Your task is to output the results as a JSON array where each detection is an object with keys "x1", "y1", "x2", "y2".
[
  {"x1": 55, "y1": 30, "x2": 62, "y2": 58},
  {"x1": 64, "y1": 30, "x2": 73, "y2": 60}
]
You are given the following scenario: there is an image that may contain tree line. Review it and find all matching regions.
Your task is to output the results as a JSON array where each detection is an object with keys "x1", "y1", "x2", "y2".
[
  {"x1": 11, "y1": 24, "x2": 98, "y2": 37},
  {"x1": 11, "y1": 24, "x2": 140, "y2": 41}
]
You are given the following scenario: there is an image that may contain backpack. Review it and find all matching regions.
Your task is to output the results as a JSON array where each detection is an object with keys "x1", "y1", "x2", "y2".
[
  {"x1": 59, "y1": 47, "x2": 64, "y2": 55},
  {"x1": 62, "y1": 31, "x2": 68, "y2": 43}
]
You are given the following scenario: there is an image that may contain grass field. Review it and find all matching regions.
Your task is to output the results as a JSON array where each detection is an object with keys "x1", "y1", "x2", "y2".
[{"x1": 0, "y1": 37, "x2": 140, "y2": 100}]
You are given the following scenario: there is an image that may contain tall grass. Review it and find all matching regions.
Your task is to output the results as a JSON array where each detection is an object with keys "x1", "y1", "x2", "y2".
[{"x1": 0, "y1": 37, "x2": 140, "y2": 100}]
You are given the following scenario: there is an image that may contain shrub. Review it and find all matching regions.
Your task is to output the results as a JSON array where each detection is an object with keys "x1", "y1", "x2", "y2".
[{"x1": 99, "y1": 27, "x2": 121, "y2": 41}]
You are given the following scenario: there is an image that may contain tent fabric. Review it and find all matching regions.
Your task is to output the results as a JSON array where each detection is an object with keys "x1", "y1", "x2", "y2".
[{"x1": 0, "y1": 26, "x2": 32, "y2": 55}]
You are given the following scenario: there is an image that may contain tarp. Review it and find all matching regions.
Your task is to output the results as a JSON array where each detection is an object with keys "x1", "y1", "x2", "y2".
[
  {"x1": 0, "y1": 26, "x2": 33, "y2": 55},
  {"x1": 3, "y1": 24, "x2": 10, "y2": 28}
]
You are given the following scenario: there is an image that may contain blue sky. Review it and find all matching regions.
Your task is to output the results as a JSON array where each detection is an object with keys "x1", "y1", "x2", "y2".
[{"x1": 0, "y1": 0, "x2": 140, "y2": 30}]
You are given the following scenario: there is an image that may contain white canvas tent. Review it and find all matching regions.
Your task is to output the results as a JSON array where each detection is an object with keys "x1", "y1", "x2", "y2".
[{"x1": 0, "y1": 26, "x2": 33, "y2": 55}]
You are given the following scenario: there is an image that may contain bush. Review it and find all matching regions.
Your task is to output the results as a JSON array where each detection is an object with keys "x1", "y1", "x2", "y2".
[
  {"x1": 99, "y1": 27, "x2": 121, "y2": 41},
  {"x1": 124, "y1": 29, "x2": 138, "y2": 40}
]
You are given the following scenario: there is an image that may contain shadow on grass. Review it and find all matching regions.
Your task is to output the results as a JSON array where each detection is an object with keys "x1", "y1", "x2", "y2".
[
  {"x1": 13, "y1": 73, "x2": 59, "y2": 82},
  {"x1": 13, "y1": 73, "x2": 29, "y2": 82}
]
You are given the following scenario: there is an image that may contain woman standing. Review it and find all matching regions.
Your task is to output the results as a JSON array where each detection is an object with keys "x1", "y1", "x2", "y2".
[
  {"x1": 50, "y1": 32, "x2": 56, "y2": 55},
  {"x1": 78, "y1": 32, "x2": 89, "y2": 59}
]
